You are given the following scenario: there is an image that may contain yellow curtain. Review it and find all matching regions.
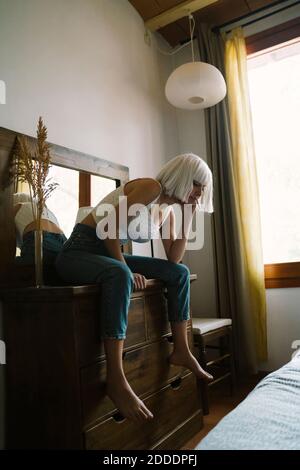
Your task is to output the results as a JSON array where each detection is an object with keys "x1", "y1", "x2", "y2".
[{"x1": 224, "y1": 27, "x2": 267, "y2": 361}]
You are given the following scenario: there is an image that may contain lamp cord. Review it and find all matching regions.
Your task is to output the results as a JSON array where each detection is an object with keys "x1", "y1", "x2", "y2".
[
  {"x1": 154, "y1": 36, "x2": 192, "y2": 56},
  {"x1": 189, "y1": 14, "x2": 196, "y2": 62},
  {"x1": 151, "y1": 14, "x2": 196, "y2": 59}
]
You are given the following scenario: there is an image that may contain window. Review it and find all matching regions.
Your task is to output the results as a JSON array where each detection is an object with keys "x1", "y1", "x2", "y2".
[
  {"x1": 46, "y1": 165, "x2": 79, "y2": 237},
  {"x1": 91, "y1": 175, "x2": 116, "y2": 207},
  {"x1": 46, "y1": 168, "x2": 118, "y2": 237},
  {"x1": 247, "y1": 24, "x2": 300, "y2": 288}
]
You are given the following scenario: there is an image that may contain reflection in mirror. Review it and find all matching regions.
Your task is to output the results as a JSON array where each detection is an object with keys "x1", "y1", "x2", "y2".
[
  {"x1": 14, "y1": 166, "x2": 121, "y2": 261},
  {"x1": 91, "y1": 174, "x2": 116, "y2": 207},
  {"x1": 13, "y1": 189, "x2": 67, "y2": 274},
  {"x1": 46, "y1": 165, "x2": 79, "y2": 237},
  {"x1": 14, "y1": 167, "x2": 120, "y2": 260},
  {"x1": 0, "y1": 125, "x2": 131, "y2": 286}
]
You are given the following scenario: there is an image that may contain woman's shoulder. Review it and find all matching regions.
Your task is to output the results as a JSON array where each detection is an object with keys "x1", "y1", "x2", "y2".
[
  {"x1": 14, "y1": 201, "x2": 33, "y2": 217},
  {"x1": 124, "y1": 177, "x2": 161, "y2": 196}
]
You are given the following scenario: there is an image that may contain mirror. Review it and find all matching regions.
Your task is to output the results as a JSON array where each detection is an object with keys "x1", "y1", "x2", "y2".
[
  {"x1": 45, "y1": 165, "x2": 79, "y2": 238},
  {"x1": 16, "y1": 165, "x2": 118, "y2": 239},
  {"x1": 0, "y1": 126, "x2": 130, "y2": 285}
]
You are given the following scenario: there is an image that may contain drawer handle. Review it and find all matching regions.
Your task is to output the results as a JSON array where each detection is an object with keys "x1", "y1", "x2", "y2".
[
  {"x1": 112, "y1": 411, "x2": 126, "y2": 424},
  {"x1": 170, "y1": 377, "x2": 182, "y2": 390},
  {"x1": 166, "y1": 335, "x2": 173, "y2": 343}
]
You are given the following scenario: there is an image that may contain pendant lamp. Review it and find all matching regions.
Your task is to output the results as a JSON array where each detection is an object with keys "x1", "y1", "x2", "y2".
[{"x1": 165, "y1": 15, "x2": 226, "y2": 110}]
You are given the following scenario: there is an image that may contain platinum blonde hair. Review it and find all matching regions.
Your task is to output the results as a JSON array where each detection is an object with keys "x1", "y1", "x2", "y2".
[
  {"x1": 155, "y1": 153, "x2": 213, "y2": 213},
  {"x1": 13, "y1": 192, "x2": 33, "y2": 205}
]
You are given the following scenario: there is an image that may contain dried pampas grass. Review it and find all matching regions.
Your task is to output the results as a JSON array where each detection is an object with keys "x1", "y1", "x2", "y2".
[{"x1": 12, "y1": 117, "x2": 58, "y2": 228}]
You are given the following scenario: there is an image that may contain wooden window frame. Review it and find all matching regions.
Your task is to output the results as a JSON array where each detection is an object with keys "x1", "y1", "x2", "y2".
[
  {"x1": 264, "y1": 263, "x2": 300, "y2": 289},
  {"x1": 246, "y1": 18, "x2": 300, "y2": 289},
  {"x1": 79, "y1": 172, "x2": 91, "y2": 207},
  {"x1": 246, "y1": 17, "x2": 300, "y2": 56}
]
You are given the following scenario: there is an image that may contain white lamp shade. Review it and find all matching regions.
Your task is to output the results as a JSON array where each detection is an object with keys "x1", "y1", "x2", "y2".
[{"x1": 165, "y1": 61, "x2": 227, "y2": 110}]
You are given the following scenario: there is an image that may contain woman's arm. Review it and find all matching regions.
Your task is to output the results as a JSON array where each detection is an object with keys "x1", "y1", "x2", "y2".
[
  {"x1": 103, "y1": 178, "x2": 161, "y2": 264},
  {"x1": 103, "y1": 179, "x2": 161, "y2": 291},
  {"x1": 160, "y1": 203, "x2": 196, "y2": 264}
]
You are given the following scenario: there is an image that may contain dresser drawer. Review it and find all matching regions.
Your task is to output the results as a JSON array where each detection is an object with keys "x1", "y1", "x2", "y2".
[
  {"x1": 85, "y1": 373, "x2": 200, "y2": 450},
  {"x1": 75, "y1": 295, "x2": 146, "y2": 366},
  {"x1": 145, "y1": 292, "x2": 170, "y2": 340},
  {"x1": 80, "y1": 329, "x2": 194, "y2": 427},
  {"x1": 145, "y1": 292, "x2": 193, "y2": 341}
]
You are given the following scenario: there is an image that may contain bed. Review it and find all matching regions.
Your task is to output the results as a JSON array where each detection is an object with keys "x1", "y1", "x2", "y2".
[{"x1": 196, "y1": 351, "x2": 300, "y2": 450}]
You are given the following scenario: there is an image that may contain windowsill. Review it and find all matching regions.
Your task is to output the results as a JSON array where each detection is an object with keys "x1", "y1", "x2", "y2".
[{"x1": 264, "y1": 262, "x2": 300, "y2": 289}]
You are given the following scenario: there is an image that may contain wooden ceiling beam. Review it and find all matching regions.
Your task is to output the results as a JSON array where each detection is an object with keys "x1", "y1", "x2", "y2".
[{"x1": 145, "y1": 0, "x2": 219, "y2": 31}]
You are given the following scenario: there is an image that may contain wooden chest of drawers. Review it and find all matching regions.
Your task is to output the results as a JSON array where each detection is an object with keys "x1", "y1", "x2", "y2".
[{"x1": 1, "y1": 277, "x2": 202, "y2": 449}]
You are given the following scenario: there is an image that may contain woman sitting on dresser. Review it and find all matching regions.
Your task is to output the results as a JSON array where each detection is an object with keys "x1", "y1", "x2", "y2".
[
  {"x1": 13, "y1": 192, "x2": 67, "y2": 265},
  {"x1": 56, "y1": 153, "x2": 214, "y2": 422}
]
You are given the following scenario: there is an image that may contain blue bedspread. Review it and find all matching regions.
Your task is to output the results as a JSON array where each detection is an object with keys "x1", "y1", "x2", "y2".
[{"x1": 197, "y1": 352, "x2": 300, "y2": 450}]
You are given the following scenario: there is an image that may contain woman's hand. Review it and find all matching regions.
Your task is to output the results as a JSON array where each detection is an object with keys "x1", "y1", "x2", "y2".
[
  {"x1": 178, "y1": 198, "x2": 198, "y2": 214},
  {"x1": 132, "y1": 273, "x2": 147, "y2": 291}
]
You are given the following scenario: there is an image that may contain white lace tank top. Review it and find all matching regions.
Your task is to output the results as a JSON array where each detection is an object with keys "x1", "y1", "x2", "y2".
[{"x1": 90, "y1": 183, "x2": 168, "y2": 244}]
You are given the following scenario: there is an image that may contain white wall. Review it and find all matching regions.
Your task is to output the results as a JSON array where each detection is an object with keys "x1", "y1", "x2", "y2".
[
  {"x1": 0, "y1": 0, "x2": 178, "y2": 178},
  {"x1": 0, "y1": 0, "x2": 180, "y2": 255},
  {"x1": 0, "y1": 0, "x2": 179, "y2": 448}
]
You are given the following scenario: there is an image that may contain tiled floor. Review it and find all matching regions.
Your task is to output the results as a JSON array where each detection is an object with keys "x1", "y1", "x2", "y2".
[{"x1": 181, "y1": 374, "x2": 265, "y2": 450}]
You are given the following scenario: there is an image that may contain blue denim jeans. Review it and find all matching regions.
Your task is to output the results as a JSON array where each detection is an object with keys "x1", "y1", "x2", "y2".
[
  {"x1": 55, "y1": 223, "x2": 190, "y2": 339},
  {"x1": 17, "y1": 230, "x2": 67, "y2": 265}
]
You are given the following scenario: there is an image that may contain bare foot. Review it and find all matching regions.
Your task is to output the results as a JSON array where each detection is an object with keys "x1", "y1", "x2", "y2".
[
  {"x1": 106, "y1": 377, "x2": 154, "y2": 422},
  {"x1": 169, "y1": 350, "x2": 214, "y2": 382}
]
